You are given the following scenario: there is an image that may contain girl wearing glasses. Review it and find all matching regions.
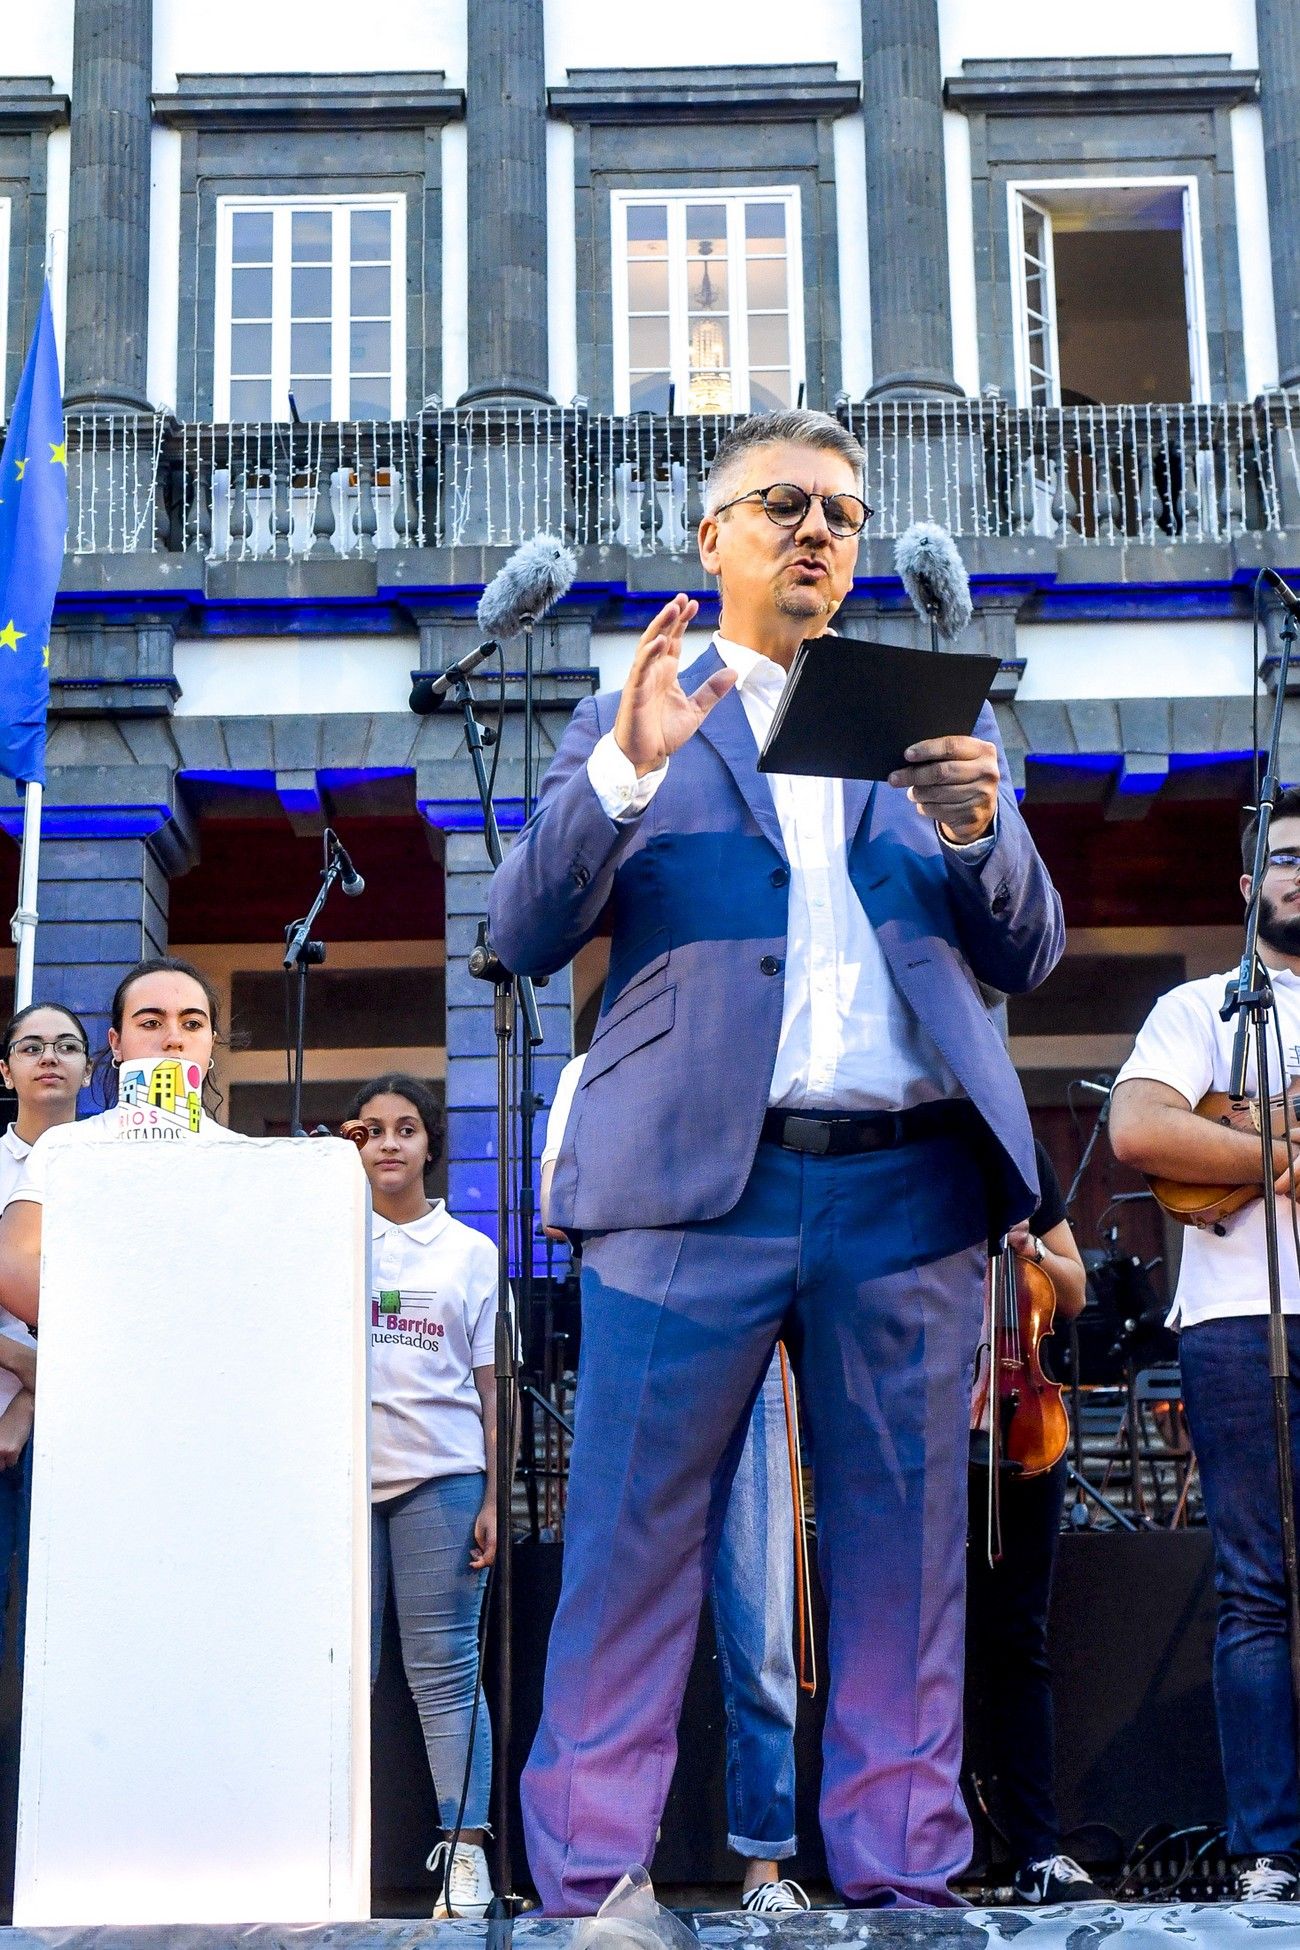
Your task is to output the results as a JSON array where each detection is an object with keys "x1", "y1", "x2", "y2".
[
  {"x1": 0, "y1": 1003, "x2": 92, "y2": 1665},
  {"x1": 0, "y1": 958, "x2": 235, "y2": 1328}
]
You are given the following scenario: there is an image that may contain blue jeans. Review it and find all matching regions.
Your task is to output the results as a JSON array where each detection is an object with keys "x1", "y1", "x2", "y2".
[
  {"x1": 1181, "y1": 1316, "x2": 1300, "y2": 1856},
  {"x1": 371, "y1": 1470, "x2": 492, "y2": 1833},
  {"x1": 710, "y1": 1351, "x2": 798, "y2": 1861}
]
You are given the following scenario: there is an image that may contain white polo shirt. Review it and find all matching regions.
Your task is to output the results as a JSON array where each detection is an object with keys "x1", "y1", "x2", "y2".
[
  {"x1": 370, "y1": 1200, "x2": 499, "y2": 1501},
  {"x1": 1115, "y1": 965, "x2": 1300, "y2": 1327}
]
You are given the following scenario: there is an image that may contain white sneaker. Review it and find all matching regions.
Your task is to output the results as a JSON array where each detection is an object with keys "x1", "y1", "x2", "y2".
[
  {"x1": 428, "y1": 1839, "x2": 494, "y2": 1919},
  {"x1": 741, "y1": 1879, "x2": 811, "y2": 1915}
]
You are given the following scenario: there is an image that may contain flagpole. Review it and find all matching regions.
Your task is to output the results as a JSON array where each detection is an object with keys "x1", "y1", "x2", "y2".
[{"x1": 11, "y1": 779, "x2": 41, "y2": 1011}]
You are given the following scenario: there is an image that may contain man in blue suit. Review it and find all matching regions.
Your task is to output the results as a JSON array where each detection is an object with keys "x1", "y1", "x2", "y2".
[{"x1": 487, "y1": 410, "x2": 1064, "y2": 1914}]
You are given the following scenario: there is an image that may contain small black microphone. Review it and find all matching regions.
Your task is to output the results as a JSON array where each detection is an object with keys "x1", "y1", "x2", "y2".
[
  {"x1": 1264, "y1": 567, "x2": 1300, "y2": 622},
  {"x1": 409, "y1": 642, "x2": 498, "y2": 716},
  {"x1": 1076, "y1": 1075, "x2": 1113, "y2": 1124}
]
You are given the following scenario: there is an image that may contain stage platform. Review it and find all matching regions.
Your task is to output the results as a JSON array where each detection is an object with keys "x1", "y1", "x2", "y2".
[{"x1": 0, "y1": 1907, "x2": 1291, "y2": 1947}]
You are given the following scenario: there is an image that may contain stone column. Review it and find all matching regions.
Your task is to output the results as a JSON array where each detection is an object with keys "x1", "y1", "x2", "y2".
[
  {"x1": 860, "y1": 0, "x2": 962, "y2": 399},
  {"x1": 1258, "y1": 0, "x2": 1300, "y2": 387},
  {"x1": 64, "y1": 0, "x2": 153, "y2": 412},
  {"x1": 459, "y1": 0, "x2": 552, "y2": 405}
]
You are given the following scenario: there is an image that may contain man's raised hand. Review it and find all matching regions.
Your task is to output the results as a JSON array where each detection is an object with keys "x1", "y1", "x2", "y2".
[{"x1": 613, "y1": 595, "x2": 736, "y2": 778}]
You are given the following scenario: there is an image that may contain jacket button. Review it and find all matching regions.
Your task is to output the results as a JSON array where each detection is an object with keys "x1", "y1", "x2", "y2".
[
  {"x1": 572, "y1": 864, "x2": 590, "y2": 889},
  {"x1": 760, "y1": 955, "x2": 783, "y2": 976},
  {"x1": 770, "y1": 866, "x2": 789, "y2": 887}
]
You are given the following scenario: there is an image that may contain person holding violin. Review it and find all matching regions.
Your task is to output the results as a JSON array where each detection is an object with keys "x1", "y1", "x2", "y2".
[
  {"x1": 1110, "y1": 787, "x2": 1300, "y2": 1904},
  {"x1": 966, "y1": 1137, "x2": 1097, "y2": 1906}
]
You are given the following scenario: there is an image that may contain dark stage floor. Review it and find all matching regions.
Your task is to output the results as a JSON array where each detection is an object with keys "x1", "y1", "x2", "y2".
[{"x1": 0, "y1": 1906, "x2": 1290, "y2": 1947}]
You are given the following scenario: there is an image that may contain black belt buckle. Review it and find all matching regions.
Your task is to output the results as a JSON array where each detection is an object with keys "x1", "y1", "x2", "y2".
[{"x1": 782, "y1": 1115, "x2": 832, "y2": 1156}]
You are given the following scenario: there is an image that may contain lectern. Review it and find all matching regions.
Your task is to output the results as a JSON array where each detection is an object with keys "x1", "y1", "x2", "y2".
[{"x1": 14, "y1": 1137, "x2": 371, "y2": 1926}]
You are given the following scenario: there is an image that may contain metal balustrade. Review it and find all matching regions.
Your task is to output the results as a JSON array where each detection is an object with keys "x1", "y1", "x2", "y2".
[{"x1": 52, "y1": 397, "x2": 1300, "y2": 560}]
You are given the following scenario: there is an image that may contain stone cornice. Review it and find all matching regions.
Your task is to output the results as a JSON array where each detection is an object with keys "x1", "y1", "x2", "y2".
[
  {"x1": 945, "y1": 56, "x2": 1258, "y2": 116},
  {"x1": 153, "y1": 71, "x2": 464, "y2": 131},
  {"x1": 0, "y1": 78, "x2": 69, "y2": 132},
  {"x1": 549, "y1": 64, "x2": 861, "y2": 124}
]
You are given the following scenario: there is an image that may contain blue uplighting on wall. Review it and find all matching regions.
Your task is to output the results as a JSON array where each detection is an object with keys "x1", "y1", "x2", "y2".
[
  {"x1": 418, "y1": 797, "x2": 526, "y2": 832},
  {"x1": 0, "y1": 804, "x2": 171, "y2": 841}
]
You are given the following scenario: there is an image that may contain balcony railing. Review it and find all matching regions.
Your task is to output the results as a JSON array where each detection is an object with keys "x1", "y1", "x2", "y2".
[{"x1": 59, "y1": 397, "x2": 1300, "y2": 562}]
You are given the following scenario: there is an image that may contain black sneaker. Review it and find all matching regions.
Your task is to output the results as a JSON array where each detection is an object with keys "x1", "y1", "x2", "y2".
[
  {"x1": 1012, "y1": 1854, "x2": 1104, "y2": 1904},
  {"x1": 1235, "y1": 1854, "x2": 1300, "y2": 1902}
]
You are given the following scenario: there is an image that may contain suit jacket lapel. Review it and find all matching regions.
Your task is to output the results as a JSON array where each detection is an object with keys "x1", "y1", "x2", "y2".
[
  {"x1": 686, "y1": 648, "x2": 787, "y2": 862},
  {"x1": 844, "y1": 776, "x2": 874, "y2": 854}
]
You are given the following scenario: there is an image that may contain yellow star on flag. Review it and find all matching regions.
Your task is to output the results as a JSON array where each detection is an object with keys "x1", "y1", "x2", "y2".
[
  {"x1": 0, "y1": 621, "x2": 25, "y2": 653},
  {"x1": 13, "y1": 458, "x2": 26, "y2": 481},
  {"x1": 41, "y1": 645, "x2": 49, "y2": 668},
  {"x1": 48, "y1": 441, "x2": 67, "y2": 468}
]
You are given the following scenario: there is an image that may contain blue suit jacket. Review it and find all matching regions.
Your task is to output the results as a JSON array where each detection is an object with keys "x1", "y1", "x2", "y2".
[{"x1": 487, "y1": 645, "x2": 1065, "y2": 1237}]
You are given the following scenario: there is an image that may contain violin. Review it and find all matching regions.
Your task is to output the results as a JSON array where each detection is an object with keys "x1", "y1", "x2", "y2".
[{"x1": 990, "y1": 1241, "x2": 1069, "y2": 1480}]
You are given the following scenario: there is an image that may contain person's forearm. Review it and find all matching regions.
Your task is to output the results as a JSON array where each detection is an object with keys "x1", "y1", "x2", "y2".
[
  {"x1": 0, "y1": 1336, "x2": 37, "y2": 1390},
  {"x1": 1039, "y1": 1244, "x2": 1087, "y2": 1322},
  {"x1": 1111, "y1": 1101, "x2": 1284, "y2": 1186}
]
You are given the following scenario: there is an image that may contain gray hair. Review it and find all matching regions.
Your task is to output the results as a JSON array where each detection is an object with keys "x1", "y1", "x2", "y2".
[{"x1": 704, "y1": 409, "x2": 867, "y2": 514}]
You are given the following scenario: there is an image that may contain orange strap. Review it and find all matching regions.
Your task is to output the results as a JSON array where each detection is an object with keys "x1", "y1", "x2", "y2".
[{"x1": 778, "y1": 1343, "x2": 818, "y2": 1699}]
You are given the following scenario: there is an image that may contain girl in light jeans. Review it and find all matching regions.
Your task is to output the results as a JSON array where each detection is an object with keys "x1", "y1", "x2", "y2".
[{"x1": 346, "y1": 1072, "x2": 500, "y2": 1921}]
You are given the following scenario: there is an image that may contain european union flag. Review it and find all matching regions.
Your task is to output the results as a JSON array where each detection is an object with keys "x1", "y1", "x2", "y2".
[{"x1": 0, "y1": 285, "x2": 66, "y2": 785}]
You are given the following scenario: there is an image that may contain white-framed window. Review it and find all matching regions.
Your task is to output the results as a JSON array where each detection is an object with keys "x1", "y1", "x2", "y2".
[
  {"x1": 214, "y1": 195, "x2": 406, "y2": 422},
  {"x1": 1008, "y1": 178, "x2": 1210, "y2": 408},
  {"x1": 611, "y1": 188, "x2": 805, "y2": 415},
  {"x1": 0, "y1": 199, "x2": 10, "y2": 421}
]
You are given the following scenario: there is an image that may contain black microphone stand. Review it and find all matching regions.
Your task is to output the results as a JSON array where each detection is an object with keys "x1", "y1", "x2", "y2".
[
  {"x1": 447, "y1": 664, "x2": 542, "y2": 1931},
  {"x1": 283, "y1": 833, "x2": 352, "y2": 1137},
  {"x1": 1063, "y1": 1083, "x2": 1111, "y2": 1528},
  {"x1": 1222, "y1": 607, "x2": 1300, "y2": 1748}
]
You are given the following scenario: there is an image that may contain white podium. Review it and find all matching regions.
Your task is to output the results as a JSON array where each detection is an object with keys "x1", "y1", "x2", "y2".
[{"x1": 14, "y1": 1137, "x2": 371, "y2": 1927}]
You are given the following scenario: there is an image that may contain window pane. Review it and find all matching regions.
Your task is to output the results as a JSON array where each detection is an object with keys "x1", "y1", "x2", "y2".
[
  {"x1": 627, "y1": 259, "x2": 669, "y2": 311},
  {"x1": 351, "y1": 264, "x2": 390, "y2": 317},
  {"x1": 230, "y1": 321, "x2": 272, "y2": 374},
  {"x1": 232, "y1": 210, "x2": 273, "y2": 263},
  {"x1": 686, "y1": 368, "x2": 733, "y2": 412},
  {"x1": 747, "y1": 314, "x2": 789, "y2": 366},
  {"x1": 745, "y1": 256, "x2": 789, "y2": 309},
  {"x1": 749, "y1": 371, "x2": 791, "y2": 411},
  {"x1": 686, "y1": 204, "x2": 727, "y2": 244},
  {"x1": 348, "y1": 378, "x2": 391, "y2": 419},
  {"x1": 350, "y1": 319, "x2": 390, "y2": 372},
  {"x1": 351, "y1": 207, "x2": 391, "y2": 261},
  {"x1": 291, "y1": 263, "x2": 332, "y2": 318},
  {"x1": 746, "y1": 202, "x2": 787, "y2": 246},
  {"x1": 290, "y1": 377, "x2": 331, "y2": 419},
  {"x1": 292, "y1": 209, "x2": 332, "y2": 261},
  {"x1": 689, "y1": 313, "x2": 730, "y2": 372},
  {"x1": 629, "y1": 315, "x2": 670, "y2": 366},
  {"x1": 290, "y1": 319, "x2": 332, "y2": 374},
  {"x1": 626, "y1": 203, "x2": 668, "y2": 244},
  {"x1": 230, "y1": 377, "x2": 273, "y2": 420},
  {"x1": 231, "y1": 266, "x2": 272, "y2": 319},
  {"x1": 687, "y1": 250, "x2": 727, "y2": 311},
  {"x1": 629, "y1": 372, "x2": 671, "y2": 412}
]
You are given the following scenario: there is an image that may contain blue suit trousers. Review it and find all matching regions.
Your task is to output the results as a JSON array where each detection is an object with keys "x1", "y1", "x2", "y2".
[{"x1": 521, "y1": 1128, "x2": 990, "y2": 1912}]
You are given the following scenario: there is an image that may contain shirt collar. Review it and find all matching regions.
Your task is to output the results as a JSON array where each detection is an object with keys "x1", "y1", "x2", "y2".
[
  {"x1": 0, "y1": 1125, "x2": 29, "y2": 1161},
  {"x1": 373, "y1": 1199, "x2": 450, "y2": 1244},
  {"x1": 714, "y1": 633, "x2": 789, "y2": 703}
]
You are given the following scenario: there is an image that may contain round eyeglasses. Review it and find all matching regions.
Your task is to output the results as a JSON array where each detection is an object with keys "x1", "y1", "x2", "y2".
[
  {"x1": 712, "y1": 482, "x2": 872, "y2": 538},
  {"x1": 7, "y1": 1036, "x2": 87, "y2": 1061}
]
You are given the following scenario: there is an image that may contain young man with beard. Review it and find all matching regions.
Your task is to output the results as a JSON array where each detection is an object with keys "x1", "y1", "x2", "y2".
[{"x1": 1111, "y1": 788, "x2": 1300, "y2": 1902}]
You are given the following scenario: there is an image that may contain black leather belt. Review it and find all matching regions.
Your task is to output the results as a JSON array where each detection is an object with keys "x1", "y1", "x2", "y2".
[{"x1": 760, "y1": 1100, "x2": 977, "y2": 1157}]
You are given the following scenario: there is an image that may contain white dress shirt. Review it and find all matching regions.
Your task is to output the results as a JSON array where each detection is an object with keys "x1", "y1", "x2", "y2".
[{"x1": 586, "y1": 633, "x2": 987, "y2": 1112}]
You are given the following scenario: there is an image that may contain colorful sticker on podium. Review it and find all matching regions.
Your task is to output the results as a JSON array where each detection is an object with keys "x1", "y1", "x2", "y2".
[{"x1": 116, "y1": 1056, "x2": 205, "y2": 1141}]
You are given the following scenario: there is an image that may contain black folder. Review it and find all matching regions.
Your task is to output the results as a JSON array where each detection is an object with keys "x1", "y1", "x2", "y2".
[{"x1": 756, "y1": 634, "x2": 1000, "y2": 783}]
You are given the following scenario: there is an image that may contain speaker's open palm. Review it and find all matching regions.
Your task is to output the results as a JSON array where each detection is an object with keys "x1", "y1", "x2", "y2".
[{"x1": 612, "y1": 595, "x2": 736, "y2": 777}]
